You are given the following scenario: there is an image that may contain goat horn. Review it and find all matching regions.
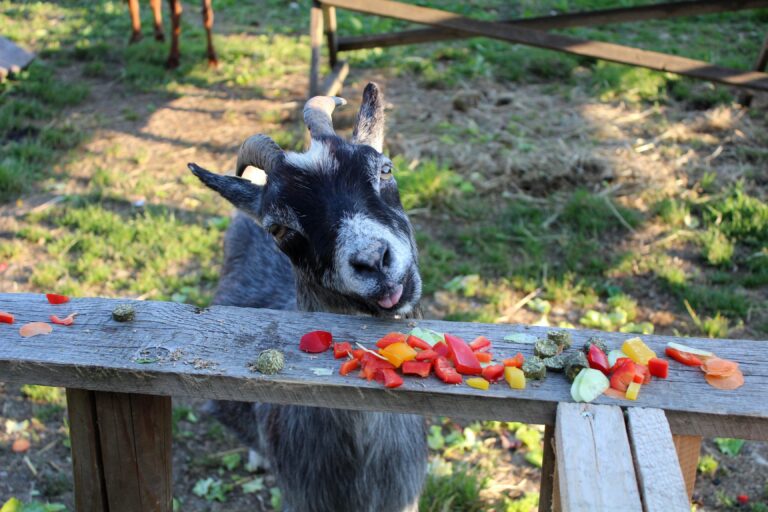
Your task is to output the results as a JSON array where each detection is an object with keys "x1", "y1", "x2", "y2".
[
  {"x1": 303, "y1": 96, "x2": 347, "y2": 139},
  {"x1": 236, "y1": 134, "x2": 284, "y2": 176}
]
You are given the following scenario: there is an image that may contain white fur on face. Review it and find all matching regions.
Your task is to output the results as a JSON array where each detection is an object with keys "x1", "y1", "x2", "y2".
[
  {"x1": 284, "y1": 140, "x2": 338, "y2": 174},
  {"x1": 334, "y1": 212, "x2": 413, "y2": 303}
]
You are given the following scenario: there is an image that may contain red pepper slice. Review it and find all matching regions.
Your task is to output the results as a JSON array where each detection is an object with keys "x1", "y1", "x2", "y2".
[
  {"x1": 587, "y1": 345, "x2": 610, "y2": 375},
  {"x1": 648, "y1": 358, "x2": 668, "y2": 379},
  {"x1": 377, "y1": 368, "x2": 403, "y2": 388},
  {"x1": 503, "y1": 353, "x2": 525, "y2": 368},
  {"x1": 375, "y1": 332, "x2": 408, "y2": 349},
  {"x1": 444, "y1": 333, "x2": 482, "y2": 375},
  {"x1": 339, "y1": 359, "x2": 360, "y2": 376},
  {"x1": 0, "y1": 311, "x2": 14, "y2": 324},
  {"x1": 433, "y1": 341, "x2": 450, "y2": 358},
  {"x1": 610, "y1": 357, "x2": 632, "y2": 374},
  {"x1": 434, "y1": 357, "x2": 462, "y2": 384},
  {"x1": 415, "y1": 349, "x2": 438, "y2": 361},
  {"x1": 50, "y1": 313, "x2": 76, "y2": 326},
  {"x1": 46, "y1": 293, "x2": 70, "y2": 305},
  {"x1": 299, "y1": 331, "x2": 333, "y2": 353},
  {"x1": 406, "y1": 335, "x2": 432, "y2": 351},
  {"x1": 481, "y1": 364, "x2": 505, "y2": 382},
  {"x1": 469, "y1": 336, "x2": 492, "y2": 352},
  {"x1": 402, "y1": 360, "x2": 431, "y2": 378},
  {"x1": 360, "y1": 355, "x2": 396, "y2": 380},
  {"x1": 475, "y1": 352, "x2": 493, "y2": 363},
  {"x1": 610, "y1": 360, "x2": 637, "y2": 392},
  {"x1": 333, "y1": 341, "x2": 352, "y2": 359},
  {"x1": 635, "y1": 364, "x2": 652, "y2": 384},
  {"x1": 351, "y1": 349, "x2": 365, "y2": 360},
  {"x1": 665, "y1": 347, "x2": 702, "y2": 367}
]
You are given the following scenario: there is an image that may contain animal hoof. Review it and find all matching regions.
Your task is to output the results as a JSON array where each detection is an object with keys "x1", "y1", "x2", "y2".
[
  {"x1": 154, "y1": 32, "x2": 165, "y2": 42},
  {"x1": 207, "y1": 58, "x2": 219, "y2": 69},
  {"x1": 166, "y1": 56, "x2": 180, "y2": 69},
  {"x1": 129, "y1": 32, "x2": 143, "y2": 44}
]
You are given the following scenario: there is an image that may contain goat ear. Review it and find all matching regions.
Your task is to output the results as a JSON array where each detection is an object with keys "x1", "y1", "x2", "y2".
[
  {"x1": 188, "y1": 163, "x2": 262, "y2": 216},
  {"x1": 352, "y1": 82, "x2": 384, "y2": 153}
]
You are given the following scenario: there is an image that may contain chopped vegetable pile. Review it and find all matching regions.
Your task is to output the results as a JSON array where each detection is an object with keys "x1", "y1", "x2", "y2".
[{"x1": 297, "y1": 328, "x2": 745, "y2": 399}]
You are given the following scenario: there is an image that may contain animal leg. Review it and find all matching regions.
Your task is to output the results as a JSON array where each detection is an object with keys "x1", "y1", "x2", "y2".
[
  {"x1": 202, "y1": 0, "x2": 218, "y2": 68},
  {"x1": 166, "y1": 0, "x2": 183, "y2": 68},
  {"x1": 128, "y1": 0, "x2": 142, "y2": 43},
  {"x1": 150, "y1": 0, "x2": 165, "y2": 41}
]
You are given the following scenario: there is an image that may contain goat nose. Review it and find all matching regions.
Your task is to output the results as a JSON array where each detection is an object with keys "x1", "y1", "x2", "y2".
[{"x1": 350, "y1": 240, "x2": 390, "y2": 274}]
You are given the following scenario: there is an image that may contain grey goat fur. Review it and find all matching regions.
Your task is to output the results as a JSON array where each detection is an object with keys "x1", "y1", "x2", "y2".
[{"x1": 189, "y1": 82, "x2": 428, "y2": 512}]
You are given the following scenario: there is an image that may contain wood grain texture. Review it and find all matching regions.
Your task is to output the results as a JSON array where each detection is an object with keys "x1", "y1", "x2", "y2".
[
  {"x1": 335, "y1": 0, "x2": 768, "y2": 51},
  {"x1": 673, "y1": 435, "x2": 702, "y2": 499},
  {"x1": 626, "y1": 408, "x2": 689, "y2": 511},
  {"x1": 2, "y1": 293, "x2": 767, "y2": 438},
  {"x1": 555, "y1": 403, "x2": 642, "y2": 511},
  {"x1": 322, "y1": 4, "x2": 339, "y2": 67},
  {"x1": 324, "y1": 0, "x2": 768, "y2": 91},
  {"x1": 94, "y1": 392, "x2": 172, "y2": 512},
  {"x1": 66, "y1": 389, "x2": 108, "y2": 512},
  {"x1": 319, "y1": 60, "x2": 349, "y2": 97},
  {"x1": 538, "y1": 424, "x2": 556, "y2": 512},
  {"x1": 309, "y1": 5, "x2": 323, "y2": 97}
]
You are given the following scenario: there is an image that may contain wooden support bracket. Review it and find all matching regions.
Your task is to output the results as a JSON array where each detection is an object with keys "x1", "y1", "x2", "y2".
[{"x1": 67, "y1": 389, "x2": 172, "y2": 512}]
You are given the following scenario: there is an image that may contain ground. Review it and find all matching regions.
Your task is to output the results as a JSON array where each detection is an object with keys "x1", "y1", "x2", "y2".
[{"x1": 1, "y1": 0, "x2": 768, "y2": 510}]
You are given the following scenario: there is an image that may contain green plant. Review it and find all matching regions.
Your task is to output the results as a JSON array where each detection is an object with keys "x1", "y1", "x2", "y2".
[
  {"x1": 419, "y1": 459, "x2": 489, "y2": 512},
  {"x1": 20, "y1": 385, "x2": 65, "y2": 405},
  {"x1": 714, "y1": 437, "x2": 745, "y2": 456},
  {"x1": 697, "y1": 455, "x2": 718, "y2": 478}
]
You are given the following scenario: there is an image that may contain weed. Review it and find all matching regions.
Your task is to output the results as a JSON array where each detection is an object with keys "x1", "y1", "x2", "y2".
[
  {"x1": 699, "y1": 228, "x2": 734, "y2": 267},
  {"x1": 419, "y1": 459, "x2": 489, "y2": 512},
  {"x1": 654, "y1": 198, "x2": 690, "y2": 227},
  {"x1": 714, "y1": 438, "x2": 745, "y2": 456},
  {"x1": 20, "y1": 385, "x2": 66, "y2": 405},
  {"x1": 697, "y1": 455, "x2": 718, "y2": 478}
]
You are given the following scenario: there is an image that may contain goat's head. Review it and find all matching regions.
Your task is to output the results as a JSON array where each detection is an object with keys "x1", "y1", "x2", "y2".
[{"x1": 189, "y1": 83, "x2": 421, "y2": 316}]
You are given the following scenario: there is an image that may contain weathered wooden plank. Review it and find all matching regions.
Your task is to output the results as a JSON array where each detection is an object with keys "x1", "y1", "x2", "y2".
[
  {"x1": 538, "y1": 423, "x2": 556, "y2": 512},
  {"x1": 319, "y1": 60, "x2": 349, "y2": 97},
  {"x1": 322, "y1": 4, "x2": 339, "y2": 68},
  {"x1": 336, "y1": 0, "x2": 768, "y2": 51},
  {"x1": 672, "y1": 435, "x2": 702, "y2": 500},
  {"x1": 1, "y1": 294, "x2": 767, "y2": 439},
  {"x1": 309, "y1": 4, "x2": 324, "y2": 97},
  {"x1": 93, "y1": 392, "x2": 172, "y2": 512},
  {"x1": 66, "y1": 389, "x2": 108, "y2": 512},
  {"x1": 626, "y1": 408, "x2": 689, "y2": 511},
  {"x1": 0, "y1": 37, "x2": 35, "y2": 79},
  {"x1": 555, "y1": 403, "x2": 642, "y2": 511},
  {"x1": 324, "y1": 0, "x2": 768, "y2": 91}
]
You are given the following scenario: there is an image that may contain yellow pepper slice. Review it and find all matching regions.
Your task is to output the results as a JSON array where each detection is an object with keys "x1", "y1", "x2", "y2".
[
  {"x1": 625, "y1": 381, "x2": 641, "y2": 401},
  {"x1": 504, "y1": 366, "x2": 526, "y2": 390},
  {"x1": 467, "y1": 377, "x2": 490, "y2": 390},
  {"x1": 379, "y1": 342, "x2": 417, "y2": 368},
  {"x1": 622, "y1": 337, "x2": 657, "y2": 366}
]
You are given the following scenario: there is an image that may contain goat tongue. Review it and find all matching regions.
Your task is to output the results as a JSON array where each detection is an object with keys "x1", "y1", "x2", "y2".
[{"x1": 377, "y1": 284, "x2": 404, "y2": 309}]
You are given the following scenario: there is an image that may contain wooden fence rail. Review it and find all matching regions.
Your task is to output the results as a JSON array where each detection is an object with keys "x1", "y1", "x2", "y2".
[{"x1": 1, "y1": 293, "x2": 767, "y2": 511}]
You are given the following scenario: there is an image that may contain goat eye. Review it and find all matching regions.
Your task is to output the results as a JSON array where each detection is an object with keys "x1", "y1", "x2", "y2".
[
  {"x1": 380, "y1": 162, "x2": 394, "y2": 180},
  {"x1": 268, "y1": 224, "x2": 290, "y2": 241}
]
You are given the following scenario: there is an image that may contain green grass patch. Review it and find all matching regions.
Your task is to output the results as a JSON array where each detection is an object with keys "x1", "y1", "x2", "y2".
[
  {"x1": 419, "y1": 459, "x2": 489, "y2": 512},
  {"x1": 20, "y1": 385, "x2": 66, "y2": 405}
]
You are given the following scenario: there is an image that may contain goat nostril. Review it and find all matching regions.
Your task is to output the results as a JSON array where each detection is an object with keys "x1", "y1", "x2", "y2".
[
  {"x1": 380, "y1": 246, "x2": 391, "y2": 269},
  {"x1": 351, "y1": 260, "x2": 374, "y2": 274}
]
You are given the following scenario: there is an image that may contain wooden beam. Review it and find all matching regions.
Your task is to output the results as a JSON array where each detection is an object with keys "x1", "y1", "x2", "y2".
[
  {"x1": 67, "y1": 389, "x2": 172, "y2": 512},
  {"x1": 309, "y1": 4, "x2": 324, "y2": 97},
  {"x1": 67, "y1": 389, "x2": 109, "y2": 512},
  {"x1": 626, "y1": 408, "x2": 690, "y2": 511},
  {"x1": 539, "y1": 424, "x2": 556, "y2": 512},
  {"x1": 319, "y1": 60, "x2": 349, "y2": 97},
  {"x1": 0, "y1": 36, "x2": 35, "y2": 80},
  {"x1": 672, "y1": 435, "x2": 702, "y2": 500},
  {"x1": 324, "y1": 0, "x2": 768, "y2": 91},
  {"x1": 336, "y1": 0, "x2": 768, "y2": 51},
  {"x1": 555, "y1": 403, "x2": 642, "y2": 511},
  {"x1": 322, "y1": 4, "x2": 339, "y2": 68},
  {"x1": 2, "y1": 293, "x2": 768, "y2": 439}
]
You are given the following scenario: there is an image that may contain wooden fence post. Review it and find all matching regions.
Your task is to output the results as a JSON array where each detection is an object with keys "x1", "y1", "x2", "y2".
[
  {"x1": 672, "y1": 434, "x2": 702, "y2": 501},
  {"x1": 67, "y1": 388, "x2": 173, "y2": 512}
]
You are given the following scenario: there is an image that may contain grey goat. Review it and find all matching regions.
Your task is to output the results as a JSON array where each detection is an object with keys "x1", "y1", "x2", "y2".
[{"x1": 188, "y1": 83, "x2": 428, "y2": 512}]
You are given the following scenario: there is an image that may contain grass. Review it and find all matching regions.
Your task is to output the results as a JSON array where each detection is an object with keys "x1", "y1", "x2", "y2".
[{"x1": 2, "y1": 0, "x2": 768, "y2": 510}]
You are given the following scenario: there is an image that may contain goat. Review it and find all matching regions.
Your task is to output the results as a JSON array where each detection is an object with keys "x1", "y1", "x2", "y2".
[
  {"x1": 127, "y1": 0, "x2": 217, "y2": 68},
  {"x1": 188, "y1": 83, "x2": 427, "y2": 512}
]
